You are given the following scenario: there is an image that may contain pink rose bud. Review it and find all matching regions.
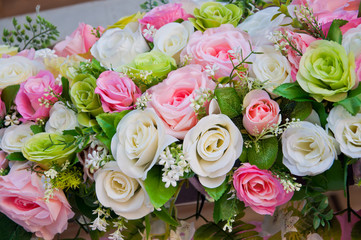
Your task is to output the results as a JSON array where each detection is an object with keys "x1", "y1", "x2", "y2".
[
  {"x1": 15, "y1": 70, "x2": 62, "y2": 121},
  {"x1": 94, "y1": 71, "x2": 142, "y2": 113},
  {"x1": 233, "y1": 163, "x2": 293, "y2": 215},
  {"x1": 0, "y1": 168, "x2": 74, "y2": 240},
  {"x1": 242, "y1": 89, "x2": 280, "y2": 136},
  {"x1": 54, "y1": 23, "x2": 104, "y2": 57}
]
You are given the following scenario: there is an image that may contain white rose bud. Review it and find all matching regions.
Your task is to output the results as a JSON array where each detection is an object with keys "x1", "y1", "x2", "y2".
[
  {"x1": 282, "y1": 121, "x2": 340, "y2": 176},
  {"x1": 153, "y1": 21, "x2": 194, "y2": 63},
  {"x1": 183, "y1": 114, "x2": 243, "y2": 188},
  {"x1": 45, "y1": 102, "x2": 79, "y2": 133},
  {"x1": 94, "y1": 161, "x2": 154, "y2": 219},
  {"x1": 1, "y1": 122, "x2": 34, "y2": 153},
  {"x1": 327, "y1": 105, "x2": 361, "y2": 158},
  {"x1": 111, "y1": 109, "x2": 177, "y2": 180},
  {"x1": 251, "y1": 45, "x2": 291, "y2": 93},
  {"x1": 0, "y1": 56, "x2": 42, "y2": 89},
  {"x1": 90, "y1": 22, "x2": 150, "y2": 69}
]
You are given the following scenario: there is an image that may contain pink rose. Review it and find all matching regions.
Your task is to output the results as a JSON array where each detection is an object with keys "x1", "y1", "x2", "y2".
[
  {"x1": 181, "y1": 24, "x2": 251, "y2": 79},
  {"x1": 0, "y1": 151, "x2": 8, "y2": 169},
  {"x1": 233, "y1": 163, "x2": 293, "y2": 215},
  {"x1": 147, "y1": 64, "x2": 216, "y2": 139},
  {"x1": 0, "y1": 168, "x2": 74, "y2": 240},
  {"x1": 54, "y1": 23, "x2": 104, "y2": 57},
  {"x1": 15, "y1": 70, "x2": 62, "y2": 121},
  {"x1": 340, "y1": 18, "x2": 361, "y2": 34},
  {"x1": 356, "y1": 57, "x2": 361, "y2": 82},
  {"x1": 281, "y1": 29, "x2": 316, "y2": 81},
  {"x1": 95, "y1": 71, "x2": 141, "y2": 113},
  {"x1": 243, "y1": 89, "x2": 280, "y2": 136},
  {"x1": 139, "y1": 3, "x2": 192, "y2": 41}
]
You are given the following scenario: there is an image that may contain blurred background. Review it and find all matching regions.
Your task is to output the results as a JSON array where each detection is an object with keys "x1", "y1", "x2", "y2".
[{"x1": 0, "y1": 0, "x2": 145, "y2": 40}]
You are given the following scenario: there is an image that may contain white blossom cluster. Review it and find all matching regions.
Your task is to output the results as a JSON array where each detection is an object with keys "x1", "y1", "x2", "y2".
[{"x1": 135, "y1": 92, "x2": 152, "y2": 110}]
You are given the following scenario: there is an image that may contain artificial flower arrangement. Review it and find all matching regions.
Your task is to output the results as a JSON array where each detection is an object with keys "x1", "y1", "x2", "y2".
[{"x1": 1, "y1": 0, "x2": 361, "y2": 239}]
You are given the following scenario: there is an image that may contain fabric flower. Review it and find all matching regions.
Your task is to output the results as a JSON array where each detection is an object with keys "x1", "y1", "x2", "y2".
[
  {"x1": 111, "y1": 109, "x2": 177, "y2": 179},
  {"x1": 54, "y1": 23, "x2": 104, "y2": 57},
  {"x1": 0, "y1": 167, "x2": 74, "y2": 240},
  {"x1": 147, "y1": 64, "x2": 216, "y2": 139},
  {"x1": 95, "y1": 71, "x2": 141, "y2": 113},
  {"x1": 233, "y1": 163, "x2": 293, "y2": 215},
  {"x1": 45, "y1": 102, "x2": 79, "y2": 133},
  {"x1": 15, "y1": 70, "x2": 62, "y2": 121},
  {"x1": 94, "y1": 161, "x2": 154, "y2": 219},
  {"x1": 183, "y1": 114, "x2": 243, "y2": 188},
  {"x1": 0, "y1": 122, "x2": 34, "y2": 154},
  {"x1": 242, "y1": 89, "x2": 280, "y2": 136},
  {"x1": 282, "y1": 121, "x2": 339, "y2": 176},
  {"x1": 180, "y1": 24, "x2": 251, "y2": 79}
]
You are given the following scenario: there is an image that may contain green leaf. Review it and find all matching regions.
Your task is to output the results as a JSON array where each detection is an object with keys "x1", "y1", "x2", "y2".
[
  {"x1": 311, "y1": 102, "x2": 328, "y2": 128},
  {"x1": 334, "y1": 84, "x2": 361, "y2": 116},
  {"x1": 95, "y1": 111, "x2": 130, "y2": 139},
  {"x1": 215, "y1": 87, "x2": 242, "y2": 118},
  {"x1": 95, "y1": 133, "x2": 111, "y2": 150},
  {"x1": 144, "y1": 165, "x2": 178, "y2": 209},
  {"x1": 153, "y1": 206, "x2": 180, "y2": 227},
  {"x1": 248, "y1": 137, "x2": 278, "y2": 170},
  {"x1": 6, "y1": 152, "x2": 26, "y2": 161},
  {"x1": 326, "y1": 19, "x2": 348, "y2": 44},
  {"x1": 145, "y1": 215, "x2": 150, "y2": 239},
  {"x1": 273, "y1": 83, "x2": 312, "y2": 102},
  {"x1": 121, "y1": 219, "x2": 145, "y2": 240},
  {"x1": 290, "y1": 101, "x2": 312, "y2": 121},
  {"x1": 204, "y1": 177, "x2": 228, "y2": 201},
  {"x1": 213, "y1": 189, "x2": 245, "y2": 224},
  {"x1": 1, "y1": 85, "x2": 20, "y2": 112},
  {"x1": 313, "y1": 216, "x2": 321, "y2": 230},
  {"x1": 30, "y1": 124, "x2": 45, "y2": 134},
  {"x1": 0, "y1": 213, "x2": 32, "y2": 240},
  {"x1": 61, "y1": 77, "x2": 71, "y2": 101}
]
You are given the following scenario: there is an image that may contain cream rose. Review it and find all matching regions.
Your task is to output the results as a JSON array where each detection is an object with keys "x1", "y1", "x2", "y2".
[
  {"x1": 1, "y1": 122, "x2": 34, "y2": 153},
  {"x1": 183, "y1": 114, "x2": 243, "y2": 188},
  {"x1": 282, "y1": 121, "x2": 339, "y2": 176},
  {"x1": 111, "y1": 109, "x2": 177, "y2": 180},
  {"x1": 90, "y1": 22, "x2": 150, "y2": 69},
  {"x1": 45, "y1": 102, "x2": 79, "y2": 133},
  {"x1": 153, "y1": 21, "x2": 194, "y2": 63},
  {"x1": 94, "y1": 161, "x2": 153, "y2": 219},
  {"x1": 251, "y1": 46, "x2": 291, "y2": 93},
  {"x1": 0, "y1": 56, "x2": 41, "y2": 89},
  {"x1": 342, "y1": 24, "x2": 361, "y2": 59},
  {"x1": 327, "y1": 105, "x2": 361, "y2": 158}
]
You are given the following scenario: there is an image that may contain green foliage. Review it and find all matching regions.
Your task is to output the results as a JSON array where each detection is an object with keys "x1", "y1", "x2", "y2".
[
  {"x1": 222, "y1": 0, "x2": 267, "y2": 18},
  {"x1": 326, "y1": 19, "x2": 348, "y2": 44},
  {"x1": 95, "y1": 111, "x2": 130, "y2": 139},
  {"x1": 140, "y1": 0, "x2": 169, "y2": 12},
  {"x1": 273, "y1": 82, "x2": 312, "y2": 102},
  {"x1": 30, "y1": 124, "x2": 45, "y2": 134},
  {"x1": 213, "y1": 187, "x2": 245, "y2": 224},
  {"x1": 1, "y1": 85, "x2": 20, "y2": 113},
  {"x1": 215, "y1": 87, "x2": 243, "y2": 118},
  {"x1": 67, "y1": 183, "x2": 98, "y2": 220},
  {"x1": 6, "y1": 152, "x2": 27, "y2": 161},
  {"x1": 121, "y1": 219, "x2": 146, "y2": 240},
  {"x1": 144, "y1": 165, "x2": 178, "y2": 209},
  {"x1": 194, "y1": 214, "x2": 262, "y2": 240},
  {"x1": 204, "y1": 177, "x2": 229, "y2": 201},
  {"x1": 78, "y1": 59, "x2": 107, "y2": 79},
  {"x1": 2, "y1": 15, "x2": 59, "y2": 50},
  {"x1": 153, "y1": 206, "x2": 180, "y2": 227},
  {"x1": 334, "y1": 84, "x2": 361, "y2": 116},
  {"x1": 248, "y1": 137, "x2": 278, "y2": 170},
  {"x1": 0, "y1": 213, "x2": 32, "y2": 240}
]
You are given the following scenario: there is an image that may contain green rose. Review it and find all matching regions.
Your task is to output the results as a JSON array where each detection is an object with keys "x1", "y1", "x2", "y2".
[
  {"x1": 70, "y1": 73, "x2": 103, "y2": 116},
  {"x1": 297, "y1": 40, "x2": 356, "y2": 102},
  {"x1": 22, "y1": 133, "x2": 77, "y2": 168},
  {"x1": 120, "y1": 50, "x2": 176, "y2": 91},
  {"x1": 190, "y1": 2, "x2": 243, "y2": 31}
]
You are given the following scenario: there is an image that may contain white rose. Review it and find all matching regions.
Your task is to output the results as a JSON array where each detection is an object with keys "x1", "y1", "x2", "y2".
[
  {"x1": 282, "y1": 121, "x2": 339, "y2": 176},
  {"x1": 94, "y1": 161, "x2": 153, "y2": 219},
  {"x1": 153, "y1": 21, "x2": 194, "y2": 63},
  {"x1": 1, "y1": 122, "x2": 34, "y2": 153},
  {"x1": 0, "y1": 56, "x2": 41, "y2": 89},
  {"x1": 327, "y1": 105, "x2": 361, "y2": 158},
  {"x1": 237, "y1": 7, "x2": 290, "y2": 46},
  {"x1": 342, "y1": 24, "x2": 361, "y2": 58},
  {"x1": 111, "y1": 109, "x2": 177, "y2": 180},
  {"x1": 45, "y1": 102, "x2": 79, "y2": 133},
  {"x1": 183, "y1": 114, "x2": 243, "y2": 188},
  {"x1": 90, "y1": 22, "x2": 150, "y2": 69},
  {"x1": 251, "y1": 45, "x2": 291, "y2": 93}
]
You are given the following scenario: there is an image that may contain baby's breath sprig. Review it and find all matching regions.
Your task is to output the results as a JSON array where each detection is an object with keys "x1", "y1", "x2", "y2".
[
  {"x1": 293, "y1": 4, "x2": 325, "y2": 39},
  {"x1": 267, "y1": 30, "x2": 303, "y2": 56},
  {"x1": 159, "y1": 143, "x2": 191, "y2": 188},
  {"x1": 108, "y1": 217, "x2": 128, "y2": 240},
  {"x1": 90, "y1": 203, "x2": 111, "y2": 232},
  {"x1": 272, "y1": 169, "x2": 302, "y2": 193},
  {"x1": 136, "y1": 92, "x2": 152, "y2": 110},
  {"x1": 190, "y1": 88, "x2": 214, "y2": 119}
]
